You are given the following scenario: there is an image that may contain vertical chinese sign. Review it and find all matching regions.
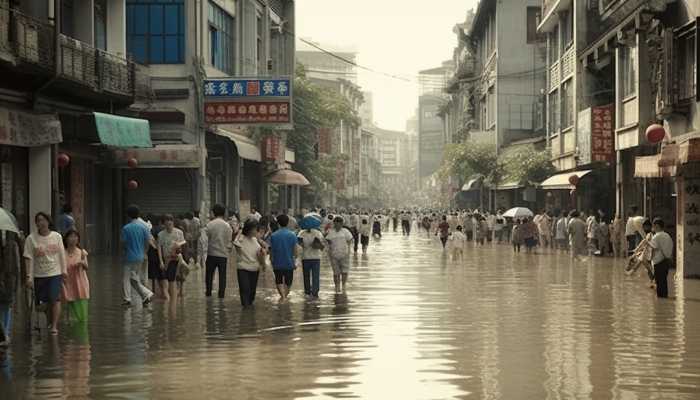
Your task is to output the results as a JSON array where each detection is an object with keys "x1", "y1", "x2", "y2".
[
  {"x1": 681, "y1": 178, "x2": 700, "y2": 277},
  {"x1": 591, "y1": 104, "x2": 615, "y2": 163},
  {"x1": 262, "y1": 136, "x2": 281, "y2": 162},
  {"x1": 203, "y1": 78, "x2": 293, "y2": 129}
]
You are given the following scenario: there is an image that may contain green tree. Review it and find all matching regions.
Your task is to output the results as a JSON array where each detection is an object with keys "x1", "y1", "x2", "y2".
[
  {"x1": 438, "y1": 141, "x2": 504, "y2": 186},
  {"x1": 285, "y1": 65, "x2": 360, "y2": 203},
  {"x1": 501, "y1": 146, "x2": 556, "y2": 186}
]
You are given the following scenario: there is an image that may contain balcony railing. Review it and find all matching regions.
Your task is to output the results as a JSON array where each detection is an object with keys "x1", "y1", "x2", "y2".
[
  {"x1": 1, "y1": 3, "x2": 136, "y2": 99},
  {"x1": 1, "y1": 6, "x2": 55, "y2": 72}
]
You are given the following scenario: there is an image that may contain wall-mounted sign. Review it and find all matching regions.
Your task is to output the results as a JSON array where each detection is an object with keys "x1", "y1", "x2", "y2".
[
  {"x1": 0, "y1": 107, "x2": 62, "y2": 147},
  {"x1": 203, "y1": 77, "x2": 292, "y2": 129}
]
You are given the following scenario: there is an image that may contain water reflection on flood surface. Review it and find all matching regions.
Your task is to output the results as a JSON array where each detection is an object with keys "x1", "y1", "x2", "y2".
[{"x1": 2, "y1": 231, "x2": 700, "y2": 399}]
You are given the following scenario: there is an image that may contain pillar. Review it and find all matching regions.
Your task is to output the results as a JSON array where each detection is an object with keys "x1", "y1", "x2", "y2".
[
  {"x1": 677, "y1": 164, "x2": 700, "y2": 278},
  {"x1": 28, "y1": 146, "x2": 52, "y2": 233}
]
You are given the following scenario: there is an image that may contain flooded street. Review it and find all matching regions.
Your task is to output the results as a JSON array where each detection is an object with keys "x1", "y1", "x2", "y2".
[{"x1": 3, "y1": 230, "x2": 700, "y2": 399}]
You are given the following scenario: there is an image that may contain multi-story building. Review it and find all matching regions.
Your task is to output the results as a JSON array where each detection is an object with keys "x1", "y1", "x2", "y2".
[
  {"x1": 0, "y1": 0, "x2": 153, "y2": 252},
  {"x1": 418, "y1": 62, "x2": 451, "y2": 183},
  {"x1": 297, "y1": 41, "x2": 364, "y2": 205},
  {"x1": 466, "y1": 0, "x2": 546, "y2": 152},
  {"x1": 0, "y1": 0, "x2": 295, "y2": 251},
  {"x1": 125, "y1": 0, "x2": 296, "y2": 218},
  {"x1": 539, "y1": 0, "x2": 700, "y2": 277},
  {"x1": 364, "y1": 125, "x2": 411, "y2": 205}
]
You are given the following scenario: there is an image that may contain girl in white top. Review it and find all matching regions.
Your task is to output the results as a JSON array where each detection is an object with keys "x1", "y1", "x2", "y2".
[
  {"x1": 23, "y1": 212, "x2": 67, "y2": 335},
  {"x1": 449, "y1": 226, "x2": 467, "y2": 260},
  {"x1": 233, "y1": 219, "x2": 266, "y2": 307}
]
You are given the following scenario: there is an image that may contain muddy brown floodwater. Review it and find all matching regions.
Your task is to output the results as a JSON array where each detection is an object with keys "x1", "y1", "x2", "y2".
[{"x1": 2, "y1": 230, "x2": 700, "y2": 399}]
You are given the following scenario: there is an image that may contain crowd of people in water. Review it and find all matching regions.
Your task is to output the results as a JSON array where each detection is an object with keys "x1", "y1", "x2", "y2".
[{"x1": 0, "y1": 202, "x2": 674, "y2": 344}]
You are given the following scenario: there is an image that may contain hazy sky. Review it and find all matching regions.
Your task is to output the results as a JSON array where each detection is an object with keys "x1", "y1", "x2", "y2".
[{"x1": 296, "y1": 0, "x2": 479, "y2": 131}]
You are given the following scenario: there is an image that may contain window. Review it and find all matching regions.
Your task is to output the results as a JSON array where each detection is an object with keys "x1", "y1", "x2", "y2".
[
  {"x1": 560, "y1": 10, "x2": 573, "y2": 51},
  {"x1": 548, "y1": 90, "x2": 559, "y2": 135},
  {"x1": 561, "y1": 79, "x2": 573, "y2": 128},
  {"x1": 126, "y1": 0, "x2": 185, "y2": 64},
  {"x1": 620, "y1": 44, "x2": 637, "y2": 98},
  {"x1": 94, "y1": 0, "x2": 107, "y2": 50},
  {"x1": 549, "y1": 29, "x2": 559, "y2": 63},
  {"x1": 526, "y1": 7, "x2": 541, "y2": 44},
  {"x1": 484, "y1": 86, "x2": 495, "y2": 129},
  {"x1": 208, "y1": 2, "x2": 234, "y2": 74},
  {"x1": 676, "y1": 29, "x2": 697, "y2": 101},
  {"x1": 256, "y1": 11, "x2": 263, "y2": 72}
]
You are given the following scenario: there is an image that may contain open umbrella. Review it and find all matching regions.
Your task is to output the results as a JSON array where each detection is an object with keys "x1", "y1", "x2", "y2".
[
  {"x1": 503, "y1": 207, "x2": 534, "y2": 219},
  {"x1": 0, "y1": 207, "x2": 19, "y2": 233}
]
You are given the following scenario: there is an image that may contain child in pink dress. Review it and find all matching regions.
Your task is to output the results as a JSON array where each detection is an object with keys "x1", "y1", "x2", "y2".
[{"x1": 62, "y1": 229, "x2": 90, "y2": 322}]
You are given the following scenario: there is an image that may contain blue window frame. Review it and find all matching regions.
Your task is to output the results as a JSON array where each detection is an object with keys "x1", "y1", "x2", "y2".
[
  {"x1": 126, "y1": 0, "x2": 185, "y2": 64},
  {"x1": 208, "y1": 1, "x2": 235, "y2": 74}
]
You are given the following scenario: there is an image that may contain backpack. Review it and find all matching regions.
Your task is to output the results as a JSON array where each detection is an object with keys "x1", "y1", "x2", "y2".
[{"x1": 311, "y1": 236, "x2": 325, "y2": 250}]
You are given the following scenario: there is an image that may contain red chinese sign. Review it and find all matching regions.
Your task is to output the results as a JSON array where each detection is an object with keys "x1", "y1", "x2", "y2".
[
  {"x1": 591, "y1": 105, "x2": 614, "y2": 163},
  {"x1": 262, "y1": 136, "x2": 281, "y2": 162},
  {"x1": 204, "y1": 101, "x2": 291, "y2": 124}
]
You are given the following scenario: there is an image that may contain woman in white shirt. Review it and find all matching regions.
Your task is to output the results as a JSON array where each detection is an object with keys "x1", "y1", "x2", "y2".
[
  {"x1": 234, "y1": 219, "x2": 266, "y2": 307},
  {"x1": 24, "y1": 212, "x2": 67, "y2": 335}
]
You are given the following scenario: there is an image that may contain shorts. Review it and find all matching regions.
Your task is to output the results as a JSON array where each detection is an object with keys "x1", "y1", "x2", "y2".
[
  {"x1": 147, "y1": 255, "x2": 160, "y2": 281},
  {"x1": 158, "y1": 261, "x2": 178, "y2": 282},
  {"x1": 360, "y1": 235, "x2": 370, "y2": 246},
  {"x1": 34, "y1": 275, "x2": 62, "y2": 305},
  {"x1": 273, "y1": 269, "x2": 294, "y2": 286},
  {"x1": 330, "y1": 257, "x2": 350, "y2": 275}
]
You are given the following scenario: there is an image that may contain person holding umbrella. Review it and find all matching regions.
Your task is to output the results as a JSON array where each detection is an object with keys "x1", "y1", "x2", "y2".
[{"x1": 0, "y1": 208, "x2": 22, "y2": 346}]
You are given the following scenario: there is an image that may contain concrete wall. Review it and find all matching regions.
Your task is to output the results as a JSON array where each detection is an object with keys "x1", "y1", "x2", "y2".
[
  {"x1": 28, "y1": 146, "x2": 52, "y2": 233},
  {"x1": 495, "y1": 0, "x2": 545, "y2": 149}
]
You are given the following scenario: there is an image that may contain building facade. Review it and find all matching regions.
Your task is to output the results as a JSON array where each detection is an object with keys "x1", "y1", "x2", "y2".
[{"x1": 418, "y1": 62, "x2": 451, "y2": 183}]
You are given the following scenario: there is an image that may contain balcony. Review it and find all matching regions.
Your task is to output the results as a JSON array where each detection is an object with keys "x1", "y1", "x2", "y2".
[
  {"x1": 456, "y1": 53, "x2": 476, "y2": 79},
  {"x1": 0, "y1": 4, "x2": 137, "y2": 102}
]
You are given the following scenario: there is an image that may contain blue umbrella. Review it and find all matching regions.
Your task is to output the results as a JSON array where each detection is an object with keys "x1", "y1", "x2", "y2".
[{"x1": 299, "y1": 213, "x2": 322, "y2": 230}]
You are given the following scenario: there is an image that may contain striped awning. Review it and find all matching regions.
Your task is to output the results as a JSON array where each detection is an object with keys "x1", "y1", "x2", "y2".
[
  {"x1": 634, "y1": 155, "x2": 677, "y2": 178},
  {"x1": 540, "y1": 170, "x2": 592, "y2": 190}
]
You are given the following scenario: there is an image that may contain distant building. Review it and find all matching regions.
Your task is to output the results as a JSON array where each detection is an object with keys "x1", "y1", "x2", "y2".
[
  {"x1": 359, "y1": 91, "x2": 374, "y2": 126},
  {"x1": 418, "y1": 63, "x2": 452, "y2": 181},
  {"x1": 296, "y1": 39, "x2": 358, "y2": 83}
]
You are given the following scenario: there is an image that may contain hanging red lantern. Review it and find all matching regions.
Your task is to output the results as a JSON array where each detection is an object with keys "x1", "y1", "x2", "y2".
[
  {"x1": 127, "y1": 180, "x2": 139, "y2": 190},
  {"x1": 127, "y1": 158, "x2": 139, "y2": 168},
  {"x1": 568, "y1": 174, "x2": 580, "y2": 186},
  {"x1": 646, "y1": 124, "x2": 666, "y2": 144},
  {"x1": 57, "y1": 153, "x2": 70, "y2": 168}
]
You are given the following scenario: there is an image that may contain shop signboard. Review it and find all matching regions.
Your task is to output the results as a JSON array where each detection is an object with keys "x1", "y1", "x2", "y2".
[
  {"x1": 0, "y1": 107, "x2": 62, "y2": 147},
  {"x1": 112, "y1": 145, "x2": 199, "y2": 168},
  {"x1": 203, "y1": 77, "x2": 293, "y2": 129},
  {"x1": 577, "y1": 105, "x2": 615, "y2": 165}
]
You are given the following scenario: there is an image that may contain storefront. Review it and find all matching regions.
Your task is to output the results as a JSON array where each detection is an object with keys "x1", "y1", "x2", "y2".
[
  {"x1": 540, "y1": 168, "x2": 614, "y2": 217},
  {"x1": 0, "y1": 106, "x2": 62, "y2": 233}
]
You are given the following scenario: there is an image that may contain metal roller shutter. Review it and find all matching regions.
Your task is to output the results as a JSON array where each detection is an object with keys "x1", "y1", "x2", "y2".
[{"x1": 125, "y1": 169, "x2": 195, "y2": 216}]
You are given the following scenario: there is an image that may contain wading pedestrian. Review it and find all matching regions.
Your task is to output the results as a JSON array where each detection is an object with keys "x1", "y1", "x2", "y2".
[
  {"x1": 61, "y1": 230, "x2": 90, "y2": 322},
  {"x1": 233, "y1": 219, "x2": 265, "y2": 307},
  {"x1": 204, "y1": 204, "x2": 233, "y2": 298},
  {"x1": 298, "y1": 224, "x2": 325, "y2": 299},
  {"x1": 326, "y1": 217, "x2": 353, "y2": 294},
  {"x1": 269, "y1": 214, "x2": 298, "y2": 302},
  {"x1": 649, "y1": 218, "x2": 674, "y2": 298},
  {"x1": 157, "y1": 214, "x2": 185, "y2": 301},
  {"x1": 120, "y1": 206, "x2": 154, "y2": 308}
]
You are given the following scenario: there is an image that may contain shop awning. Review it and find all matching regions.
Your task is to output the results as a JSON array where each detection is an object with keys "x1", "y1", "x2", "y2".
[
  {"x1": 634, "y1": 155, "x2": 677, "y2": 178},
  {"x1": 267, "y1": 169, "x2": 310, "y2": 186},
  {"x1": 496, "y1": 181, "x2": 523, "y2": 190},
  {"x1": 212, "y1": 128, "x2": 261, "y2": 162},
  {"x1": 462, "y1": 174, "x2": 485, "y2": 191},
  {"x1": 94, "y1": 112, "x2": 152, "y2": 148},
  {"x1": 540, "y1": 170, "x2": 592, "y2": 190}
]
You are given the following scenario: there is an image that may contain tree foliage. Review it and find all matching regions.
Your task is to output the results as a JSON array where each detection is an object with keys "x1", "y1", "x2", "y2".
[
  {"x1": 438, "y1": 141, "x2": 503, "y2": 185},
  {"x1": 501, "y1": 146, "x2": 556, "y2": 186},
  {"x1": 438, "y1": 141, "x2": 555, "y2": 188},
  {"x1": 286, "y1": 65, "x2": 360, "y2": 202}
]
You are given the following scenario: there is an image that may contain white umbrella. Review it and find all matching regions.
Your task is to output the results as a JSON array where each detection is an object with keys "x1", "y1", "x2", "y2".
[
  {"x1": 503, "y1": 207, "x2": 534, "y2": 219},
  {"x1": 0, "y1": 207, "x2": 19, "y2": 233}
]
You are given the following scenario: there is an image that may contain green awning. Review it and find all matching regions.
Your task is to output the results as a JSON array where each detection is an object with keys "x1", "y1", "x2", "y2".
[{"x1": 94, "y1": 112, "x2": 152, "y2": 148}]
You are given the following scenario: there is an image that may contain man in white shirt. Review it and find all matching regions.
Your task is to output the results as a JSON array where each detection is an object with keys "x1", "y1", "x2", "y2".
[
  {"x1": 204, "y1": 204, "x2": 233, "y2": 298},
  {"x1": 649, "y1": 218, "x2": 674, "y2": 298},
  {"x1": 326, "y1": 217, "x2": 354, "y2": 293}
]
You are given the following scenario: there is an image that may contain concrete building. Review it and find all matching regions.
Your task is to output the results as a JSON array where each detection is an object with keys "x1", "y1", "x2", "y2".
[
  {"x1": 297, "y1": 40, "x2": 365, "y2": 206},
  {"x1": 466, "y1": 0, "x2": 546, "y2": 152},
  {"x1": 0, "y1": 0, "x2": 155, "y2": 252},
  {"x1": 418, "y1": 62, "x2": 451, "y2": 182},
  {"x1": 364, "y1": 125, "x2": 412, "y2": 205},
  {"x1": 0, "y1": 0, "x2": 295, "y2": 251}
]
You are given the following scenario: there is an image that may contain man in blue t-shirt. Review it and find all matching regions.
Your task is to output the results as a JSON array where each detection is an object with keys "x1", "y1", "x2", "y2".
[
  {"x1": 121, "y1": 205, "x2": 154, "y2": 307},
  {"x1": 269, "y1": 214, "x2": 298, "y2": 302}
]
